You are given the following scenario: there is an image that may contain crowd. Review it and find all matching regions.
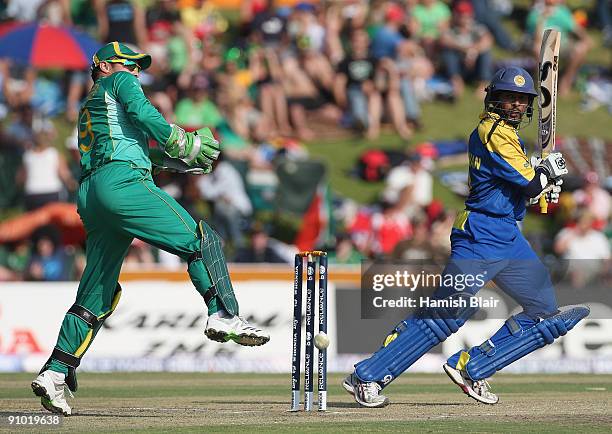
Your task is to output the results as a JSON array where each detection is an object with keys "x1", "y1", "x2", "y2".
[{"x1": 0, "y1": 0, "x2": 610, "y2": 286}]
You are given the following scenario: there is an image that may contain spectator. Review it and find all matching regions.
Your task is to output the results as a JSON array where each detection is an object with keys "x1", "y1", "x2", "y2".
[
  {"x1": 440, "y1": 0, "x2": 493, "y2": 99},
  {"x1": 6, "y1": 0, "x2": 60, "y2": 23},
  {"x1": 334, "y1": 30, "x2": 382, "y2": 139},
  {"x1": 395, "y1": 39, "x2": 431, "y2": 125},
  {"x1": 18, "y1": 119, "x2": 76, "y2": 211},
  {"x1": 1, "y1": 61, "x2": 36, "y2": 111},
  {"x1": 5, "y1": 104, "x2": 35, "y2": 148},
  {"x1": 470, "y1": 0, "x2": 518, "y2": 51},
  {"x1": 411, "y1": 0, "x2": 451, "y2": 58},
  {"x1": 282, "y1": 47, "x2": 341, "y2": 141},
  {"x1": 595, "y1": 0, "x2": 612, "y2": 46},
  {"x1": 174, "y1": 72, "x2": 224, "y2": 131},
  {"x1": 234, "y1": 222, "x2": 287, "y2": 263},
  {"x1": 370, "y1": 2, "x2": 406, "y2": 61},
  {"x1": 369, "y1": 2, "x2": 421, "y2": 132},
  {"x1": 290, "y1": 2, "x2": 326, "y2": 53},
  {"x1": 324, "y1": 0, "x2": 369, "y2": 65},
  {"x1": 180, "y1": 0, "x2": 228, "y2": 41},
  {"x1": 147, "y1": 0, "x2": 195, "y2": 90},
  {"x1": 554, "y1": 211, "x2": 611, "y2": 287},
  {"x1": 25, "y1": 225, "x2": 71, "y2": 281},
  {"x1": 526, "y1": 0, "x2": 592, "y2": 96},
  {"x1": 430, "y1": 208, "x2": 456, "y2": 253},
  {"x1": 383, "y1": 153, "x2": 433, "y2": 218},
  {"x1": 64, "y1": 0, "x2": 99, "y2": 34},
  {"x1": 249, "y1": 46, "x2": 293, "y2": 136},
  {"x1": 64, "y1": 71, "x2": 91, "y2": 123},
  {"x1": 328, "y1": 233, "x2": 364, "y2": 264},
  {"x1": 124, "y1": 239, "x2": 155, "y2": 265},
  {"x1": 371, "y1": 200, "x2": 413, "y2": 256},
  {"x1": 94, "y1": 0, "x2": 148, "y2": 48},
  {"x1": 375, "y1": 57, "x2": 414, "y2": 140},
  {"x1": 249, "y1": 0, "x2": 288, "y2": 49},
  {"x1": 573, "y1": 171, "x2": 611, "y2": 230},
  {"x1": 197, "y1": 156, "x2": 253, "y2": 250},
  {"x1": 0, "y1": 240, "x2": 29, "y2": 281},
  {"x1": 392, "y1": 216, "x2": 433, "y2": 260}
]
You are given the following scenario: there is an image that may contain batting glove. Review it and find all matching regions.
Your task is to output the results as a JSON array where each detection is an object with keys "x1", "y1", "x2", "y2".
[
  {"x1": 537, "y1": 152, "x2": 568, "y2": 180},
  {"x1": 545, "y1": 178, "x2": 563, "y2": 204},
  {"x1": 528, "y1": 178, "x2": 563, "y2": 206}
]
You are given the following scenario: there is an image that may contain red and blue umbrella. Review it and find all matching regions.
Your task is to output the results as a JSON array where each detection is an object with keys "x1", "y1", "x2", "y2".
[{"x1": 0, "y1": 22, "x2": 101, "y2": 70}]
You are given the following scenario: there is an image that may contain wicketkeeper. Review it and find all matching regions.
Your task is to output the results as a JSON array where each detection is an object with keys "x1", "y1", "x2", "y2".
[
  {"x1": 31, "y1": 42, "x2": 269, "y2": 416},
  {"x1": 343, "y1": 66, "x2": 589, "y2": 407}
]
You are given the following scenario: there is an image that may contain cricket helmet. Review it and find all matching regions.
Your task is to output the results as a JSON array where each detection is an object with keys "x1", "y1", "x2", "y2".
[
  {"x1": 486, "y1": 66, "x2": 538, "y2": 97},
  {"x1": 484, "y1": 66, "x2": 538, "y2": 128}
]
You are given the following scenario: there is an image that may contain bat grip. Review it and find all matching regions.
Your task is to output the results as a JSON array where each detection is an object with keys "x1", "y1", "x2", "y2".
[
  {"x1": 539, "y1": 151, "x2": 550, "y2": 214},
  {"x1": 539, "y1": 195, "x2": 548, "y2": 214}
]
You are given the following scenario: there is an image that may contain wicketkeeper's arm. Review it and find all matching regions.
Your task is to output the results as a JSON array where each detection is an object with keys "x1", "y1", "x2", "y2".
[
  {"x1": 113, "y1": 71, "x2": 173, "y2": 144},
  {"x1": 113, "y1": 72, "x2": 221, "y2": 171}
]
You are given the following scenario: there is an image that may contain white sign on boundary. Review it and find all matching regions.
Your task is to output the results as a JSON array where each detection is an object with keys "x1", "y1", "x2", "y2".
[
  {"x1": 1, "y1": 282, "x2": 611, "y2": 373},
  {"x1": 0, "y1": 280, "x2": 337, "y2": 373}
]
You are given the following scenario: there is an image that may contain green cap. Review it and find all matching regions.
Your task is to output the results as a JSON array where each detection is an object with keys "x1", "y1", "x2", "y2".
[{"x1": 92, "y1": 42, "x2": 152, "y2": 71}]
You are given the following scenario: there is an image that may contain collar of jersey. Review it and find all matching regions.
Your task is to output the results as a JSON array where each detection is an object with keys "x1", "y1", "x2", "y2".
[{"x1": 479, "y1": 111, "x2": 516, "y2": 131}]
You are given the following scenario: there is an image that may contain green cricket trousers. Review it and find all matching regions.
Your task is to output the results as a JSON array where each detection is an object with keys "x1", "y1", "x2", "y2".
[{"x1": 45, "y1": 161, "x2": 238, "y2": 384}]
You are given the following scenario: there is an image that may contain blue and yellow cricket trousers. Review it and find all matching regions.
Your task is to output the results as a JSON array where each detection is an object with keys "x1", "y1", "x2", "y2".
[
  {"x1": 440, "y1": 210, "x2": 559, "y2": 368},
  {"x1": 44, "y1": 162, "x2": 238, "y2": 387}
]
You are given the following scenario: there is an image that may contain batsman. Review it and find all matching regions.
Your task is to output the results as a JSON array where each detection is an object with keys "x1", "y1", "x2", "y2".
[
  {"x1": 31, "y1": 42, "x2": 269, "y2": 416},
  {"x1": 343, "y1": 66, "x2": 589, "y2": 407}
]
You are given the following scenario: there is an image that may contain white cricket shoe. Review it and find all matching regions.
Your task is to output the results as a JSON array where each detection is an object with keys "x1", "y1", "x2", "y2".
[
  {"x1": 205, "y1": 311, "x2": 270, "y2": 346},
  {"x1": 31, "y1": 370, "x2": 72, "y2": 416},
  {"x1": 342, "y1": 373, "x2": 390, "y2": 408},
  {"x1": 443, "y1": 363, "x2": 499, "y2": 404}
]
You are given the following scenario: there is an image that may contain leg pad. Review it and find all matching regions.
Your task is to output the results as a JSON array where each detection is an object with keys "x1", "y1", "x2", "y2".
[
  {"x1": 355, "y1": 296, "x2": 476, "y2": 387},
  {"x1": 465, "y1": 305, "x2": 590, "y2": 380}
]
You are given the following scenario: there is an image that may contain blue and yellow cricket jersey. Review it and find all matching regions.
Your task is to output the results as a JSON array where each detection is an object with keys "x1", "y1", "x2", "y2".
[{"x1": 463, "y1": 113, "x2": 534, "y2": 220}]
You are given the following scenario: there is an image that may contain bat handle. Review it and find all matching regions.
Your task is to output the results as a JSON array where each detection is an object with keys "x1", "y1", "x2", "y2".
[
  {"x1": 539, "y1": 195, "x2": 548, "y2": 214},
  {"x1": 539, "y1": 150, "x2": 550, "y2": 214}
]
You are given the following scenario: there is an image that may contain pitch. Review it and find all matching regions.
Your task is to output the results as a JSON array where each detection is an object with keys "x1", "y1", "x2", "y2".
[{"x1": 1, "y1": 373, "x2": 610, "y2": 433}]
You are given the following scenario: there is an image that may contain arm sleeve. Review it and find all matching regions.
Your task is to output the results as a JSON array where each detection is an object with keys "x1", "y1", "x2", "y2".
[
  {"x1": 483, "y1": 126, "x2": 535, "y2": 187},
  {"x1": 112, "y1": 72, "x2": 173, "y2": 144},
  {"x1": 524, "y1": 167, "x2": 550, "y2": 198}
]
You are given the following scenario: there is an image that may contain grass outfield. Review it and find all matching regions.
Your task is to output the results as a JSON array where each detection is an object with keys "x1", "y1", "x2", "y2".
[{"x1": 1, "y1": 373, "x2": 611, "y2": 433}]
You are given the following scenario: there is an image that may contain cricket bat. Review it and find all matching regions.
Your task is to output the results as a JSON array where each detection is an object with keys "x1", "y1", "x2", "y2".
[{"x1": 537, "y1": 29, "x2": 561, "y2": 214}]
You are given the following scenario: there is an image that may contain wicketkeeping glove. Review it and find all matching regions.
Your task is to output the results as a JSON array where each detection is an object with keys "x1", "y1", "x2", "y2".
[
  {"x1": 150, "y1": 148, "x2": 211, "y2": 175},
  {"x1": 164, "y1": 125, "x2": 221, "y2": 171}
]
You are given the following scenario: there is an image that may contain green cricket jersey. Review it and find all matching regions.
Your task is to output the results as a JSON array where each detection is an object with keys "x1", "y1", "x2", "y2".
[{"x1": 77, "y1": 71, "x2": 172, "y2": 179}]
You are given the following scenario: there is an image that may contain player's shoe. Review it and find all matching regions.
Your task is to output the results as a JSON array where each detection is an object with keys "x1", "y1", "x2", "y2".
[
  {"x1": 342, "y1": 373, "x2": 390, "y2": 408},
  {"x1": 205, "y1": 311, "x2": 270, "y2": 346},
  {"x1": 31, "y1": 370, "x2": 72, "y2": 416},
  {"x1": 443, "y1": 363, "x2": 499, "y2": 404}
]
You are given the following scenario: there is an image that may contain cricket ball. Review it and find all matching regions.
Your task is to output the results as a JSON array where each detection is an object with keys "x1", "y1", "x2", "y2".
[{"x1": 314, "y1": 332, "x2": 330, "y2": 350}]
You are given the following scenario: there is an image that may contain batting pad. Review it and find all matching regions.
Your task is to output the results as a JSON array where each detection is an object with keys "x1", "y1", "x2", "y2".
[
  {"x1": 465, "y1": 305, "x2": 590, "y2": 380},
  {"x1": 355, "y1": 295, "x2": 477, "y2": 387}
]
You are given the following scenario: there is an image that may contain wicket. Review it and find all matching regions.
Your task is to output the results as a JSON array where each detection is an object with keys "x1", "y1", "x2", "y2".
[{"x1": 291, "y1": 251, "x2": 328, "y2": 412}]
